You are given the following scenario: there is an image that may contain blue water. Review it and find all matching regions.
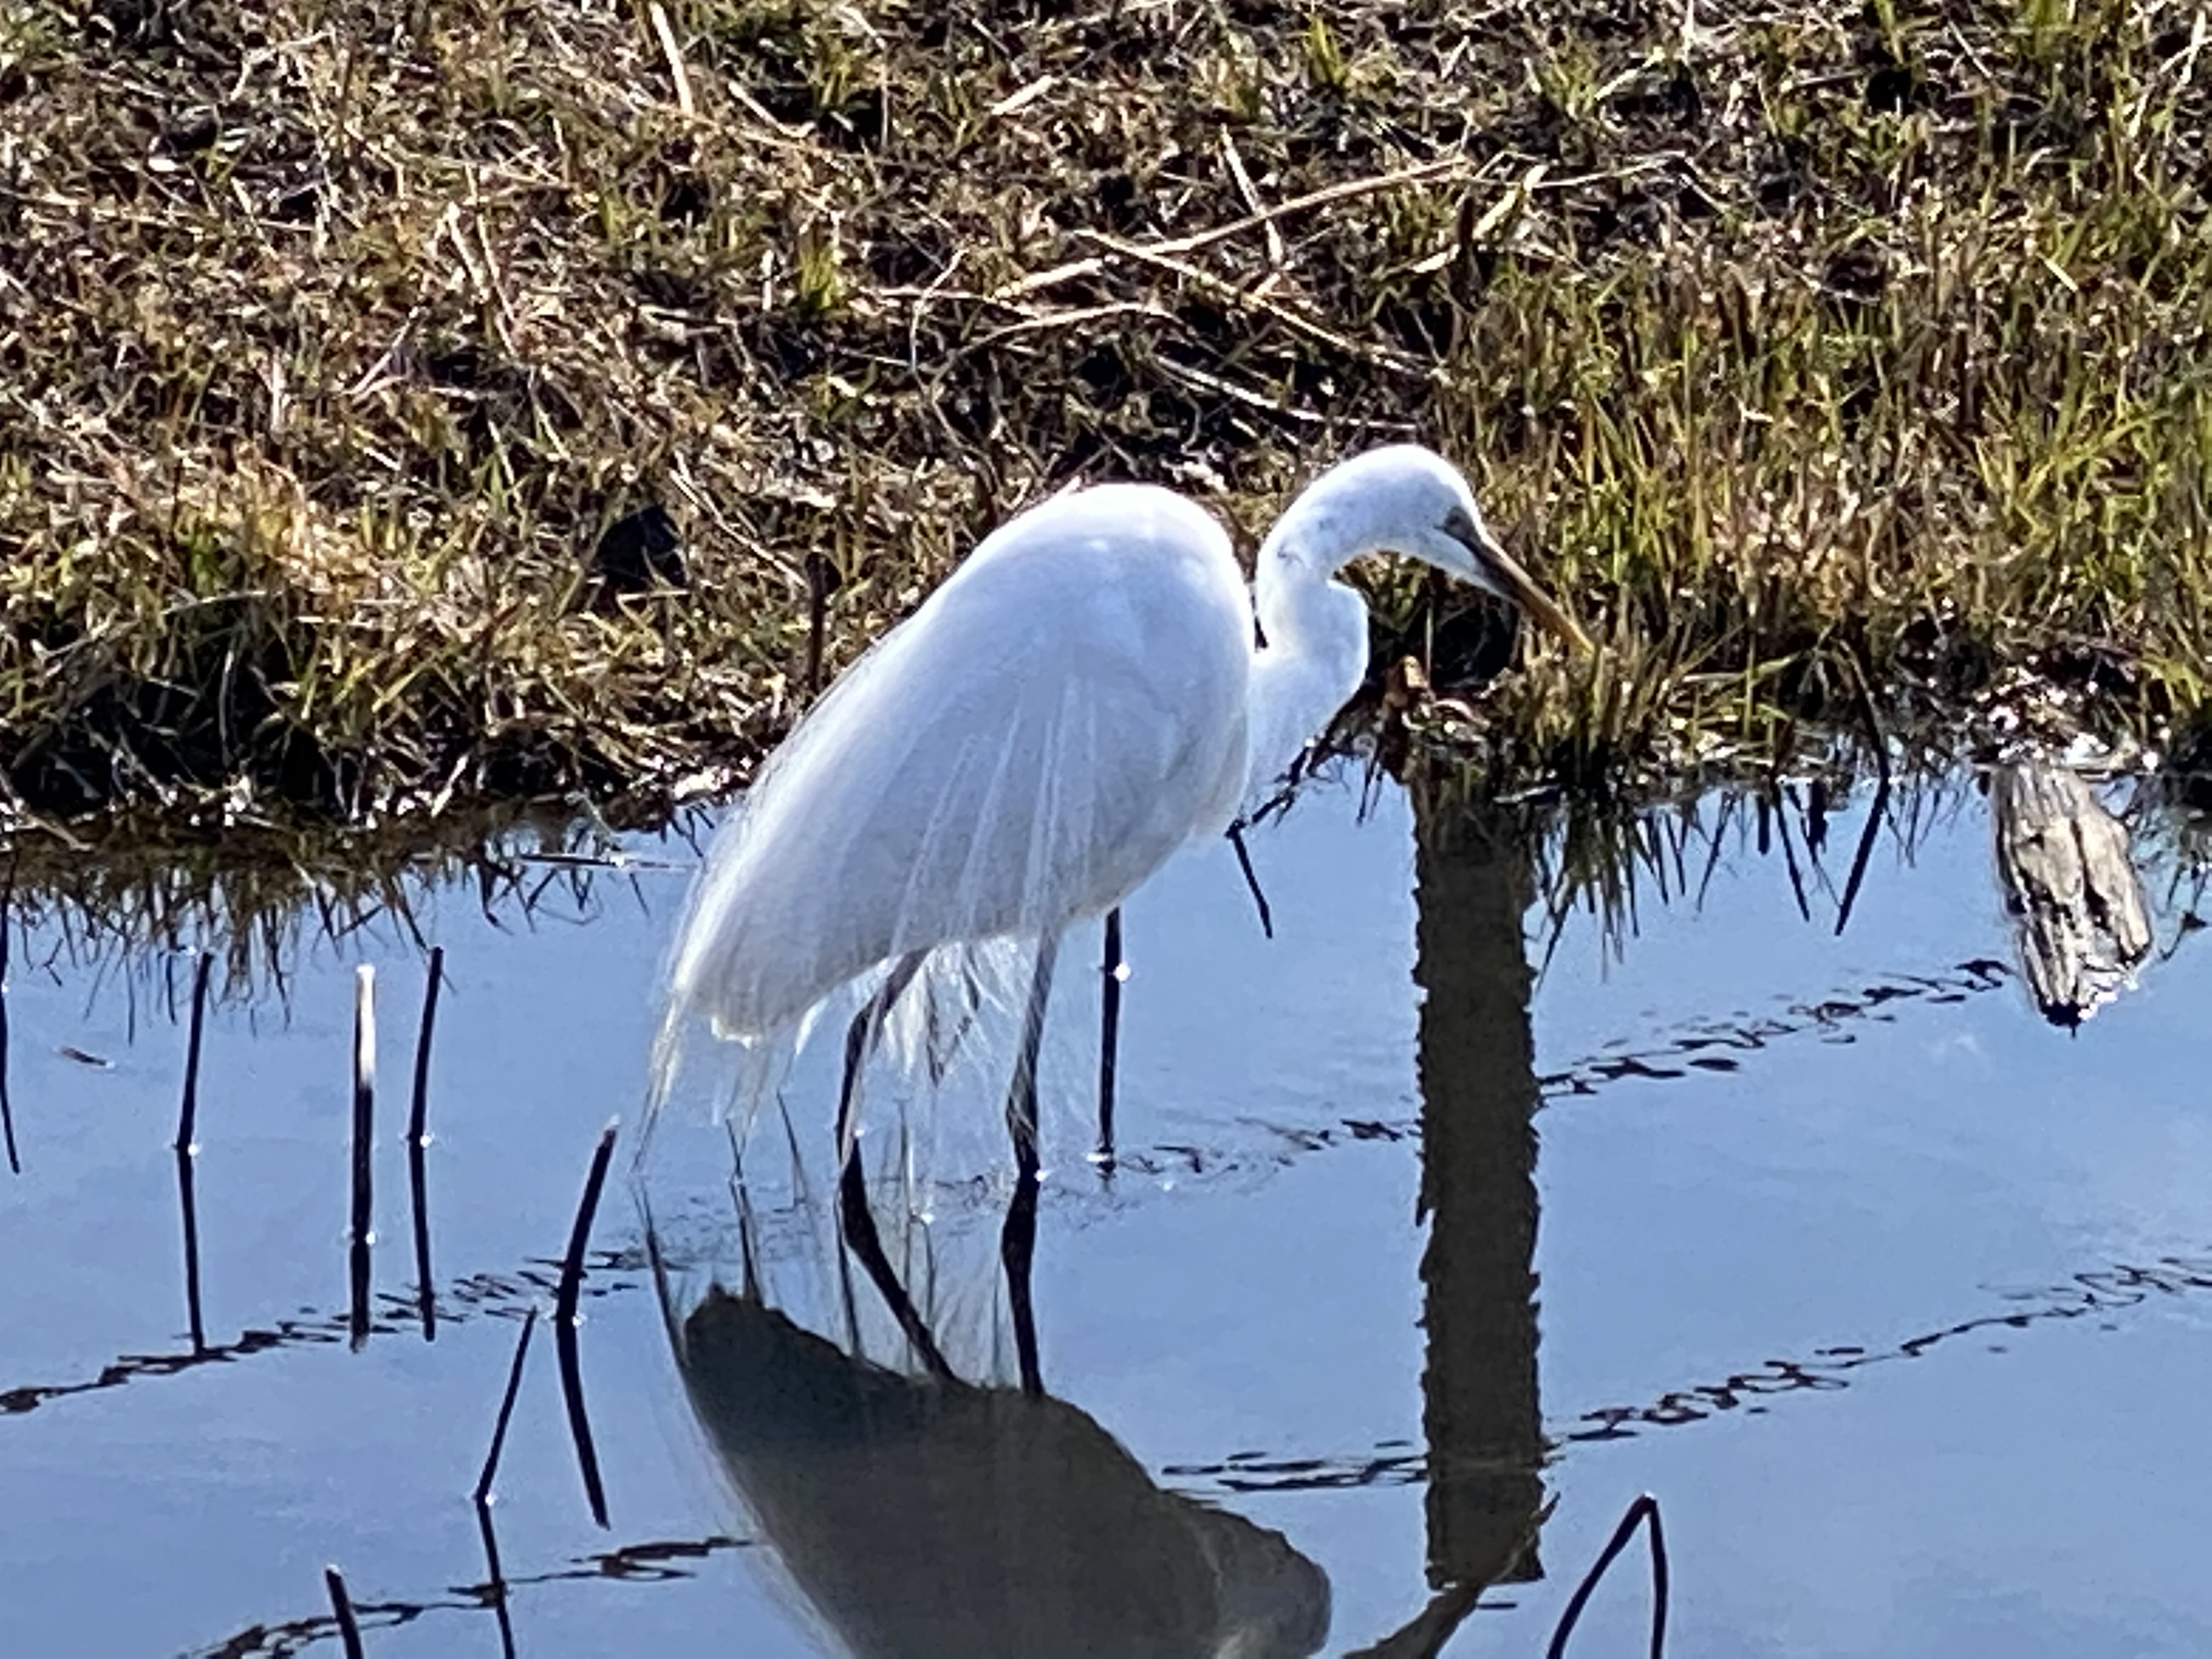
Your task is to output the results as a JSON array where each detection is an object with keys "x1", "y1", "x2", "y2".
[{"x1": 1, "y1": 775, "x2": 2207, "y2": 1655}]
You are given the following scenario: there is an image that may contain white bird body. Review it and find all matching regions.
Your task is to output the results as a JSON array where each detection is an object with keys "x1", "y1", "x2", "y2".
[
  {"x1": 651, "y1": 445, "x2": 1587, "y2": 1389},
  {"x1": 667, "y1": 482, "x2": 1252, "y2": 1041},
  {"x1": 658, "y1": 445, "x2": 1586, "y2": 1066}
]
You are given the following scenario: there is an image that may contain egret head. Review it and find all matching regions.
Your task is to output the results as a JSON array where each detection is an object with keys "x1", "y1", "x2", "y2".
[{"x1": 1264, "y1": 444, "x2": 1593, "y2": 653}]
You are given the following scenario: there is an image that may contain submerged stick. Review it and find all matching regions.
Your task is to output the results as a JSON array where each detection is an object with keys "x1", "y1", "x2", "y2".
[
  {"x1": 1544, "y1": 1492, "x2": 1668, "y2": 1659},
  {"x1": 348, "y1": 966, "x2": 376, "y2": 1351},
  {"x1": 406, "y1": 947, "x2": 445, "y2": 1340},
  {"x1": 174, "y1": 951, "x2": 215, "y2": 1351},
  {"x1": 1, "y1": 873, "x2": 18, "y2": 1175},
  {"x1": 174, "y1": 951, "x2": 213, "y2": 1153},
  {"x1": 174, "y1": 1139, "x2": 207, "y2": 1353},
  {"x1": 555, "y1": 1120, "x2": 619, "y2": 1528},
  {"x1": 1095, "y1": 907, "x2": 1124, "y2": 1171},
  {"x1": 323, "y1": 1565, "x2": 368, "y2": 1659},
  {"x1": 476, "y1": 1503, "x2": 518, "y2": 1659},
  {"x1": 474, "y1": 1305, "x2": 537, "y2": 1659},
  {"x1": 475, "y1": 1307, "x2": 538, "y2": 1506}
]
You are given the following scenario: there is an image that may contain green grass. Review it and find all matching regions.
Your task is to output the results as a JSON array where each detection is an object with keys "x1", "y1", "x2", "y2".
[{"x1": 2, "y1": 0, "x2": 2208, "y2": 833}]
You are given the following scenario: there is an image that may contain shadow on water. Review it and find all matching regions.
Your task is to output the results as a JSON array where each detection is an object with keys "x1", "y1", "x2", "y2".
[{"x1": 3, "y1": 751, "x2": 2212, "y2": 1652}]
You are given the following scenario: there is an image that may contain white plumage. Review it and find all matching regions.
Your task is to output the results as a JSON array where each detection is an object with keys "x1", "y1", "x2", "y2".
[
  {"x1": 664, "y1": 483, "x2": 1251, "y2": 1044},
  {"x1": 654, "y1": 444, "x2": 1586, "y2": 1101}
]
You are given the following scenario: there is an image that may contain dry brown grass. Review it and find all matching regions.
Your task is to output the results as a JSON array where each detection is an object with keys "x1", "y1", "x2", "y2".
[{"x1": 3, "y1": 0, "x2": 2209, "y2": 834}]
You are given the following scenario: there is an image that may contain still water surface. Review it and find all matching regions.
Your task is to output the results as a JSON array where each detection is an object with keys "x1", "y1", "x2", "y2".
[{"x1": 1, "y1": 774, "x2": 2208, "y2": 1656}]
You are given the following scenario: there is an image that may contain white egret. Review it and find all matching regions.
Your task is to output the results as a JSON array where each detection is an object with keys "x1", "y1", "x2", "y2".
[{"x1": 654, "y1": 444, "x2": 1587, "y2": 1385}]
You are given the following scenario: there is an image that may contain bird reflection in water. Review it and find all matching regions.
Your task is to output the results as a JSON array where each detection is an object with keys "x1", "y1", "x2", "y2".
[
  {"x1": 638, "y1": 786, "x2": 1559, "y2": 1658},
  {"x1": 657, "y1": 1268, "x2": 1330, "y2": 1658}
]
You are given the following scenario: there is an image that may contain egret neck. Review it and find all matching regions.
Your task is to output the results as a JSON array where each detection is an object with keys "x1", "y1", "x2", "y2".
[{"x1": 1243, "y1": 499, "x2": 1375, "y2": 809}]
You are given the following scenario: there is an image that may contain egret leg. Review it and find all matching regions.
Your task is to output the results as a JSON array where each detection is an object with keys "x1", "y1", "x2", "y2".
[
  {"x1": 833, "y1": 953, "x2": 952, "y2": 1380},
  {"x1": 1001, "y1": 938, "x2": 1059, "y2": 1397},
  {"x1": 1095, "y1": 908, "x2": 1122, "y2": 1174}
]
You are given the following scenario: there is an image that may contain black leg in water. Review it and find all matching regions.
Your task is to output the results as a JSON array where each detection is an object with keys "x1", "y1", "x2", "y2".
[
  {"x1": 1000, "y1": 940, "x2": 1058, "y2": 1398},
  {"x1": 833, "y1": 953, "x2": 927, "y2": 1158},
  {"x1": 838, "y1": 1143, "x2": 953, "y2": 1379},
  {"x1": 1095, "y1": 908, "x2": 1122, "y2": 1171},
  {"x1": 832, "y1": 952, "x2": 952, "y2": 1379}
]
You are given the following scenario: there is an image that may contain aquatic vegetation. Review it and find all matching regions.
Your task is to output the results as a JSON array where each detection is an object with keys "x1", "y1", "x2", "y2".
[{"x1": 0, "y1": 799, "x2": 648, "y2": 1004}]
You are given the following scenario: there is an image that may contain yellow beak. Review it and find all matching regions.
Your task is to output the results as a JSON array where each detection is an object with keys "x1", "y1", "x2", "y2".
[{"x1": 1462, "y1": 526, "x2": 1594, "y2": 655}]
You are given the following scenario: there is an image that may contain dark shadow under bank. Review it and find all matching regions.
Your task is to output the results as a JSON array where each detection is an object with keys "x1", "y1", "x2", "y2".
[{"x1": 4, "y1": 726, "x2": 2208, "y2": 1014}]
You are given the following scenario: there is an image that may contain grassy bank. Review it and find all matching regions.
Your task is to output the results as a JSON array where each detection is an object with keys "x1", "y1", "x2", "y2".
[{"x1": 3, "y1": 0, "x2": 2208, "y2": 833}]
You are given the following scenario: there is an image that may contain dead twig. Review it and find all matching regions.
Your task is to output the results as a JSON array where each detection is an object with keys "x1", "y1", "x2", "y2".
[
  {"x1": 645, "y1": 1, "x2": 694, "y2": 118},
  {"x1": 993, "y1": 155, "x2": 1473, "y2": 299}
]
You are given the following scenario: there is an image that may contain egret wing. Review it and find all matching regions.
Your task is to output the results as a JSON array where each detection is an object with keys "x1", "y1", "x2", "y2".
[{"x1": 663, "y1": 484, "x2": 1250, "y2": 1047}]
